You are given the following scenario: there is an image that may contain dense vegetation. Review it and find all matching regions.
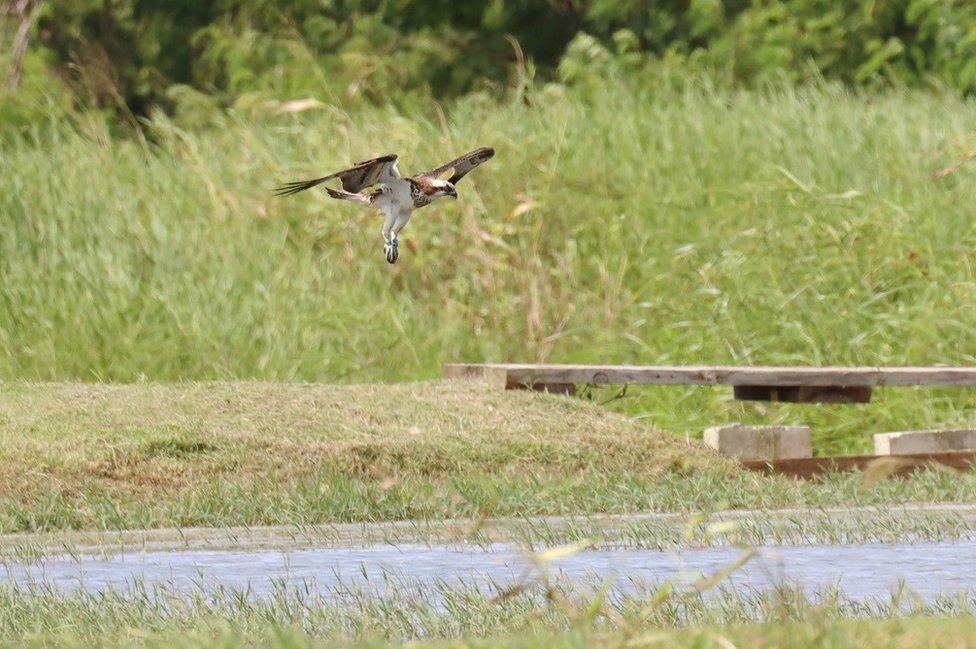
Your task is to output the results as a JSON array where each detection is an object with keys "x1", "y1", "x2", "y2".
[{"x1": 5, "y1": 0, "x2": 976, "y2": 124}]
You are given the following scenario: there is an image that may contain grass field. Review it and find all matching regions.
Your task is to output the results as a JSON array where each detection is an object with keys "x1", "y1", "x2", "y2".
[
  {"x1": 0, "y1": 380, "x2": 973, "y2": 534},
  {"x1": 3, "y1": 79, "x2": 976, "y2": 452}
]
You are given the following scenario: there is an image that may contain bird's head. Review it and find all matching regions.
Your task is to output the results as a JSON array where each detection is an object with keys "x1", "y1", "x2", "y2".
[{"x1": 428, "y1": 178, "x2": 458, "y2": 200}]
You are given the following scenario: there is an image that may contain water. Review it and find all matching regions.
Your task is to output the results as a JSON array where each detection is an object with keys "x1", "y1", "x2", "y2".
[{"x1": 2, "y1": 540, "x2": 975, "y2": 602}]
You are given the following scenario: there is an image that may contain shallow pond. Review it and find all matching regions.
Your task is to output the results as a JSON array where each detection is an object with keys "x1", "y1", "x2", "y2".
[{"x1": 2, "y1": 540, "x2": 974, "y2": 602}]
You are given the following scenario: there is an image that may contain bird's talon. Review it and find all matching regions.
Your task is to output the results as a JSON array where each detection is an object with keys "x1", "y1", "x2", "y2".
[{"x1": 384, "y1": 241, "x2": 399, "y2": 264}]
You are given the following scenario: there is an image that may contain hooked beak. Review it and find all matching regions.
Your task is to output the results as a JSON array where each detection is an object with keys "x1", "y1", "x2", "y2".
[{"x1": 447, "y1": 186, "x2": 458, "y2": 199}]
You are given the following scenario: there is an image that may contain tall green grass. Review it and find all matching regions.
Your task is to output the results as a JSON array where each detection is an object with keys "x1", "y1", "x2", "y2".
[
  {"x1": 3, "y1": 78, "x2": 976, "y2": 451},
  {"x1": 0, "y1": 577, "x2": 974, "y2": 648}
]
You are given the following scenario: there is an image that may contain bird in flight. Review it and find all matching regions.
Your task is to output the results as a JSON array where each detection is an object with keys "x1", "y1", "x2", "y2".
[{"x1": 275, "y1": 147, "x2": 495, "y2": 264}]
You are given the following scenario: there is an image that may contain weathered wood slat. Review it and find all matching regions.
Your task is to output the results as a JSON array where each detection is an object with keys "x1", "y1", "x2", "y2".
[
  {"x1": 741, "y1": 451, "x2": 976, "y2": 479},
  {"x1": 443, "y1": 364, "x2": 976, "y2": 388},
  {"x1": 733, "y1": 385, "x2": 873, "y2": 403}
]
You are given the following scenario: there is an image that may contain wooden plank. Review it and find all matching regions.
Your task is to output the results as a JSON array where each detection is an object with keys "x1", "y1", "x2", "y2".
[
  {"x1": 741, "y1": 451, "x2": 976, "y2": 479},
  {"x1": 443, "y1": 364, "x2": 976, "y2": 388},
  {"x1": 733, "y1": 385, "x2": 872, "y2": 403}
]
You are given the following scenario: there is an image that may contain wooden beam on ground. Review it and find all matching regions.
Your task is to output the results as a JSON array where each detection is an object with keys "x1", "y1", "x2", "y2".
[
  {"x1": 741, "y1": 451, "x2": 976, "y2": 479},
  {"x1": 443, "y1": 364, "x2": 976, "y2": 388},
  {"x1": 444, "y1": 364, "x2": 976, "y2": 402}
]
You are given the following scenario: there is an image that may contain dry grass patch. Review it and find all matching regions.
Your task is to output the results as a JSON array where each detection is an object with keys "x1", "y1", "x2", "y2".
[{"x1": 0, "y1": 380, "x2": 729, "y2": 503}]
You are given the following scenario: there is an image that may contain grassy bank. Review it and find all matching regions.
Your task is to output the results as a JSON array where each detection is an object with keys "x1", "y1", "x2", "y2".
[
  {"x1": 14, "y1": 619, "x2": 976, "y2": 649},
  {"x1": 6, "y1": 505, "x2": 976, "y2": 558},
  {"x1": 11, "y1": 620, "x2": 976, "y2": 649},
  {"x1": 3, "y1": 81, "x2": 976, "y2": 452},
  {"x1": 2, "y1": 574, "x2": 975, "y2": 648},
  {"x1": 0, "y1": 380, "x2": 974, "y2": 533}
]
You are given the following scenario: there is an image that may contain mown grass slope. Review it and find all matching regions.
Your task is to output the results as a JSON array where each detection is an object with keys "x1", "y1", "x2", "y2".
[
  {"x1": 0, "y1": 379, "x2": 725, "y2": 496},
  {"x1": 0, "y1": 380, "x2": 974, "y2": 533},
  {"x1": 0, "y1": 379, "x2": 724, "y2": 531}
]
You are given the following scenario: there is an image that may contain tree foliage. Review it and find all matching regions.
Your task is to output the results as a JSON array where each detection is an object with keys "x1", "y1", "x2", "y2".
[{"x1": 17, "y1": 0, "x2": 976, "y2": 116}]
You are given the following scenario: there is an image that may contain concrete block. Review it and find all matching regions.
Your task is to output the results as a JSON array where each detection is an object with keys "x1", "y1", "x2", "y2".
[
  {"x1": 703, "y1": 424, "x2": 812, "y2": 461},
  {"x1": 874, "y1": 429, "x2": 976, "y2": 456}
]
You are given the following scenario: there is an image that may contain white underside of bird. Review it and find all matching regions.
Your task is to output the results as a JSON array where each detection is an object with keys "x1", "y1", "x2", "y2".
[{"x1": 372, "y1": 179, "x2": 415, "y2": 262}]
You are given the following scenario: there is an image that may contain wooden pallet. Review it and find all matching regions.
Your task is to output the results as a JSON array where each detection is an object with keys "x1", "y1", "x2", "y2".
[
  {"x1": 740, "y1": 451, "x2": 976, "y2": 478},
  {"x1": 444, "y1": 363, "x2": 976, "y2": 403}
]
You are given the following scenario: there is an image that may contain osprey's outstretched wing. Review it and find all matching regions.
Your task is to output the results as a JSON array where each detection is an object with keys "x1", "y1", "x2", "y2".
[
  {"x1": 274, "y1": 154, "x2": 400, "y2": 196},
  {"x1": 416, "y1": 147, "x2": 494, "y2": 185}
]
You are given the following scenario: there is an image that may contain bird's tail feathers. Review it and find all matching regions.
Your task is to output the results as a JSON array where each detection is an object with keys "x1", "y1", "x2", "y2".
[{"x1": 273, "y1": 176, "x2": 330, "y2": 197}]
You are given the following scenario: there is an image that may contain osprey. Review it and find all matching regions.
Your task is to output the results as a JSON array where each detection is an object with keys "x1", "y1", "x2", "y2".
[{"x1": 275, "y1": 147, "x2": 494, "y2": 264}]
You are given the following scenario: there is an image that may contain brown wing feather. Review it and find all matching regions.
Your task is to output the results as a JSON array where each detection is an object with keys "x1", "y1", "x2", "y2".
[
  {"x1": 274, "y1": 154, "x2": 399, "y2": 197},
  {"x1": 342, "y1": 154, "x2": 400, "y2": 192},
  {"x1": 416, "y1": 147, "x2": 494, "y2": 185}
]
